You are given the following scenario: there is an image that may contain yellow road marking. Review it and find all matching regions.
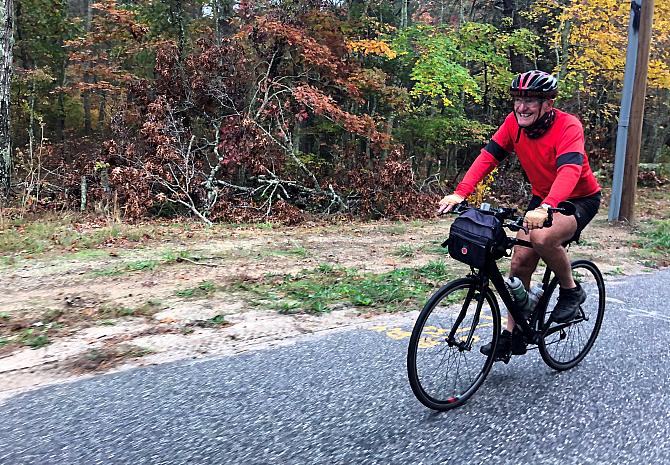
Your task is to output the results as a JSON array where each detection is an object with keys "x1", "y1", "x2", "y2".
[
  {"x1": 373, "y1": 317, "x2": 505, "y2": 346},
  {"x1": 386, "y1": 328, "x2": 412, "y2": 340}
]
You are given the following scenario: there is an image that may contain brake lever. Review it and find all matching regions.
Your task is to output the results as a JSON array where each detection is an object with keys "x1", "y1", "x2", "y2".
[
  {"x1": 507, "y1": 217, "x2": 529, "y2": 235},
  {"x1": 542, "y1": 209, "x2": 554, "y2": 228}
]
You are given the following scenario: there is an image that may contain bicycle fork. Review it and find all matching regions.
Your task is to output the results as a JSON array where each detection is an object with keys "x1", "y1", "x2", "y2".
[{"x1": 446, "y1": 279, "x2": 488, "y2": 351}]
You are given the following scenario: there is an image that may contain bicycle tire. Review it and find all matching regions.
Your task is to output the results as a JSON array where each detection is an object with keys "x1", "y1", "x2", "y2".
[
  {"x1": 538, "y1": 260, "x2": 606, "y2": 371},
  {"x1": 407, "y1": 277, "x2": 500, "y2": 411}
]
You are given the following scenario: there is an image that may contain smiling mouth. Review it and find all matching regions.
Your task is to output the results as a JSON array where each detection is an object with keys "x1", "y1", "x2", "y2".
[{"x1": 518, "y1": 112, "x2": 534, "y2": 118}]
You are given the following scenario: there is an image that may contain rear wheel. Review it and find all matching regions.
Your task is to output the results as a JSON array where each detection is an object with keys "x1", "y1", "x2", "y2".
[
  {"x1": 407, "y1": 278, "x2": 500, "y2": 411},
  {"x1": 538, "y1": 260, "x2": 606, "y2": 370}
]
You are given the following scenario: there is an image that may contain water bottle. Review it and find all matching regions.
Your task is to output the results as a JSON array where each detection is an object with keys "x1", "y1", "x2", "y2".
[
  {"x1": 528, "y1": 284, "x2": 544, "y2": 311},
  {"x1": 505, "y1": 277, "x2": 531, "y2": 316}
]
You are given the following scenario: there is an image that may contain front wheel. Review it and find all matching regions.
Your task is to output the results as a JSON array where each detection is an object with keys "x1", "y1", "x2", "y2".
[
  {"x1": 538, "y1": 260, "x2": 606, "y2": 370},
  {"x1": 407, "y1": 277, "x2": 500, "y2": 411}
]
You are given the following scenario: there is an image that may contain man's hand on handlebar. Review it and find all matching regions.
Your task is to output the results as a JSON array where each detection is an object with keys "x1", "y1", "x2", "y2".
[
  {"x1": 438, "y1": 193, "x2": 465, "y2": 214},
  {"x1": 523, "y1": 206, "x2": 549, "y2": 230}
]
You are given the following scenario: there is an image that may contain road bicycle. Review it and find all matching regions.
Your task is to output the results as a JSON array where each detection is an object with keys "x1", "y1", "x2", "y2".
[{"x1": 406, "y1": 201, "x2": 606, "y2": 411}]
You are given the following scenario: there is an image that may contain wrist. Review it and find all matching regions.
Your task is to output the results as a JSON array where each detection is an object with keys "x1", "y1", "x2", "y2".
[{"x1": 539, "y1": 203, "x2": 551, "y2": 210}]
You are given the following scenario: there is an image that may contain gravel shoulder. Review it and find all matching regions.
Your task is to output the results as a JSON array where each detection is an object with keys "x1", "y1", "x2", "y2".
[{"x1": 1, "y1": 190, "x2": 667, "y2": 401}]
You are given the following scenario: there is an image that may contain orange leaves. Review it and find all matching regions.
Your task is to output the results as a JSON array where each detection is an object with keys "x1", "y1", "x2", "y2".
[
  {"x1": 346, "y1": 39, "x2": 397, "y2": 59},
  {"x1": 255, "y1": 18, "x2": 340, "y2": 77},
  {"x1": 91, "y1": 0, "x2": 148, "y2": 40},
  {"x1": 293, "y1": 84, "x2": 390, "y2": 147}
]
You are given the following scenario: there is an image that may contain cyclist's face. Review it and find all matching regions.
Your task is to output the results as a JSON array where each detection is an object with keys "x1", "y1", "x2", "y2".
[{"x1": 514, "y1": 97, "x2": 552, "y2": 127}]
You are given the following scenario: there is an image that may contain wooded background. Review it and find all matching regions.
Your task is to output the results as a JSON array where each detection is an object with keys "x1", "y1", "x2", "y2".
[{"x1": 1, "y1": 0, "x2": 669, "y2": 223}]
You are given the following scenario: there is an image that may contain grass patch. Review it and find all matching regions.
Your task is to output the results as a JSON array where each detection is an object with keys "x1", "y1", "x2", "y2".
[
  {"x1": 256, "y1": 222, "x2": 274, "y2": 230},
  {"x1": 91, "y1": 267, "x2": 124, "y2": 277},
  {"x1": 175, "y1": 280, "x2": 217, "y2": 298},
  {"x1": 19, "y1": 328, "x2": 49, "y2": 348},
  {"x1": 126, "y1": 260, "x2": 159, "y2": 272},
  {"x1": 208, "y1": 314, "x2": 227, "y2": 325},
  {"x1": 70, "y1": 249, "x2": 111, "y2": 260},
  {"x1": 392, "y1": 245, "x2": 416, "y2": 258},
  {"x1": 72, "y1": 344, "x2": 154, "y2": 371},
  {"x1": 90, "y1": 249, "x2": 194, "y2": 277},
  {"x1": 272, "y1": 244, "x2": 310, "y2": 258},
  {"x1": 375, "y1": 223, "x2": 408, "y2": 235},
  {"x1": 187, "y1": 314, "x2": 230, "y2": 328},
  {"x1": 631, "y1": 219, "x2": 670, "y2": 265},
  {"x1": 0, "y1": 215, "x2": 156, "y2": 256},
  {"x1": 424, "y1": 240, "x2": 450, "y2": 255},
  {"x1": 642, "y1": 220, "x2": 670, "y2": 251},
  {"x1": 234, "y1": 260, "x2": 453, "y2": 314},
  {"x1": 161, "y1": 249, "x2": 194, "y2": 262},
  {"x1": 97, "y1": 301, "x2": 162, "y2": 319},
  {"x1": 604, "y1": 266, "x2": 625, "y2": 276}
]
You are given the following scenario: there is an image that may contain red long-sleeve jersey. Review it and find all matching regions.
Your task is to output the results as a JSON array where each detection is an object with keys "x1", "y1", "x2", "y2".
[{"x1": 455, "y1": 110, "x2": 601, "y2": 207}]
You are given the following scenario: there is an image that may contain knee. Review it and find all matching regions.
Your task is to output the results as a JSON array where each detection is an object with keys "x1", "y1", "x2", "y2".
[{"x1": 530, "y1": 230, "x2": 560, "y2": 253}]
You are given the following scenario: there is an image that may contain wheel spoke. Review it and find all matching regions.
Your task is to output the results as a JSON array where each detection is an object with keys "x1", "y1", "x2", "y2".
[
  {"x1": 407, "y1": 279, "x2": 499, "y2": 410},
  {"x1": 539, "y1": 261, "x2": 605, "y2": 370}
]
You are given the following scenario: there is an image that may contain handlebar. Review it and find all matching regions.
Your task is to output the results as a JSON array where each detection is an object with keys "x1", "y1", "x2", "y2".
[{"x1": 443, "y1": 200, "x2": 576, "y2": 233}]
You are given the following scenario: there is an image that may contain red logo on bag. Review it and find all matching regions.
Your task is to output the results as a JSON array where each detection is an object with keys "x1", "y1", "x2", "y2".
[{"x1": 461, "y1": 246, "x2": 468, "y2": 255}]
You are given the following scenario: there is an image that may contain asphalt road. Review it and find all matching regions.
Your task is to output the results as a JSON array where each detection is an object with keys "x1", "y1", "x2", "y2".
[{"x1": 1, "y1": 269, "x2": 669, "y2": 465}]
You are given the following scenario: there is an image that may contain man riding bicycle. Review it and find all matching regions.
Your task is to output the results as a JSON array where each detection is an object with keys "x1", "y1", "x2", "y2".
[{"x1": 437, "y1": 70, "x2": 602, "y2": 359}]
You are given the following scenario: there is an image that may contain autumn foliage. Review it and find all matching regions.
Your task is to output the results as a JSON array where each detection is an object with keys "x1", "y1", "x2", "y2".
[{"x1": 9, "y1": 0, "x2": 670, "y2": 222}]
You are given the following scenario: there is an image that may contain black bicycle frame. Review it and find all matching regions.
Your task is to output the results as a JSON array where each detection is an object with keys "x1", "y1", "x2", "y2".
[{"x1": 444, "y1": 202, "x2": 582, "y2": 349}]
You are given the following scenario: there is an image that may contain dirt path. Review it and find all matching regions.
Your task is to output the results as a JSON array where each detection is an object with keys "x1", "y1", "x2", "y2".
[{"x1": 0, "y1": 198, "x2": 666, "y2": 401}]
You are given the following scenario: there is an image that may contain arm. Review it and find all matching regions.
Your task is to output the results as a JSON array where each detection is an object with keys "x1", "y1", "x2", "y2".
[{"x1": 542, "y1": 121, "x2": 586, "y2": 207}]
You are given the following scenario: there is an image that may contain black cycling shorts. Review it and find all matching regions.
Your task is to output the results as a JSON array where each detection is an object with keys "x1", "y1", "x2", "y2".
[{"x1": 526, "y1": 191, "x2": 601, "y2": 242}]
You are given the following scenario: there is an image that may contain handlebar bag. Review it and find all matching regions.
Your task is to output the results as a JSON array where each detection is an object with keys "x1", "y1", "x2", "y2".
[{"x1": 446, "y1": 209, "x2": 507, "y2": 268}]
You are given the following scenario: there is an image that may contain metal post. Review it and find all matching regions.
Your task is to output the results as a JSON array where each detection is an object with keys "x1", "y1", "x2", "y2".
[{"x1": 608, "y1": 0, "x2": 641, "y2": 222}]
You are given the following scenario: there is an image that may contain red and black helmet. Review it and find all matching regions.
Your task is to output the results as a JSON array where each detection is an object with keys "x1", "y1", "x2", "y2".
[{"x1": 510, "y1": 70, "x2": 558, "y2": 99}]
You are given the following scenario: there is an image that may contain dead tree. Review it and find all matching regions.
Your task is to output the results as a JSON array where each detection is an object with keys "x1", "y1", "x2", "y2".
[{"x1": 0, "y1": 0, "x2": 14, "y2": 200}]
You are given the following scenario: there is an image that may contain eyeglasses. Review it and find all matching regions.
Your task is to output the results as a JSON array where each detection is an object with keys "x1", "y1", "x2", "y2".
[{"x1": 513, "y1": 97, "x2": 543, "y2": 106}]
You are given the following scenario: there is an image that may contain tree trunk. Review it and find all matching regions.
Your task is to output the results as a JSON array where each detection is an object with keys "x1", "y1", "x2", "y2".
[
  {"x1": 400, "y1": 0, "x2": 408, "y2": 28},
  {"x1": 502, "y1": 0, "x2": 526, "y2": 72},
  {"x1": 82, "y1": 0, "x2": 92, "y2": 135},
  {"x1": 56, "y1": 0, "x2": 69, "y2": 158},
  {"x1": 558, "y1": 19, "x2": 571, "y2": 80},
  {"x1": 97, "y1": 90, "x2": 106, "y2": 130},
  {"x1": 213, "y1": 0, "x2": 234, "y2": 43},
  {"x1": 13, "y1": 0, "x2": 33, "y2": 69},
  {"x1": 168, "y1": 0, "x2": 186, "y2": 62},
  {"x1": 0, "y1": 0, "x2": 14, "y2": 200}
]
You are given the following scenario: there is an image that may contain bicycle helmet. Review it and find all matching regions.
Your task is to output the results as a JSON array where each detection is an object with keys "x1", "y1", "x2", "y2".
[{"x1": 510, "y1": 70, "x2": 558, "y2": 99}]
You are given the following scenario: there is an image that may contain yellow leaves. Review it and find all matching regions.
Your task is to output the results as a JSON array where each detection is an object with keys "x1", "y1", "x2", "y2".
[
  {"x1": 346, "y1": 39, "x2": 397, "y2": 59},
  {"x1": 648, "y1": 61, "x2": 670, "y2": 89},
  {"x1": 467, "y1": 168, "x2": 497, "y2": 207},
  {"x1": 542, "y1": 0, "x2": 670, "y2": 92}
]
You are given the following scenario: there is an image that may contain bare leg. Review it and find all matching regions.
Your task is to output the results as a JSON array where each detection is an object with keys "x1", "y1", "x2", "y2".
[
  {"x1": 506, "y1": 213, "x2": 577, "y2": 332},
  {"x1": 528, "y1": 214, "x2": 578, "y2": 289}
]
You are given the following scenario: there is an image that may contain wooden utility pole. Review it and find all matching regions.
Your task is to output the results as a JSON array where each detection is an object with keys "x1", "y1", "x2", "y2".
[{"x1": 619, "y1": 0, "x2": 655, "y2": 223}]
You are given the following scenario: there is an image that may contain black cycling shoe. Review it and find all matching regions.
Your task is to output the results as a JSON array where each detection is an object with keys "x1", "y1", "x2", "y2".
[
  {"x1": 480, "y1": 329, "x2": 527, "y2": 362},
  {"x1": 550, "y1": 283, "x2": 586, "y2": 323}
]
